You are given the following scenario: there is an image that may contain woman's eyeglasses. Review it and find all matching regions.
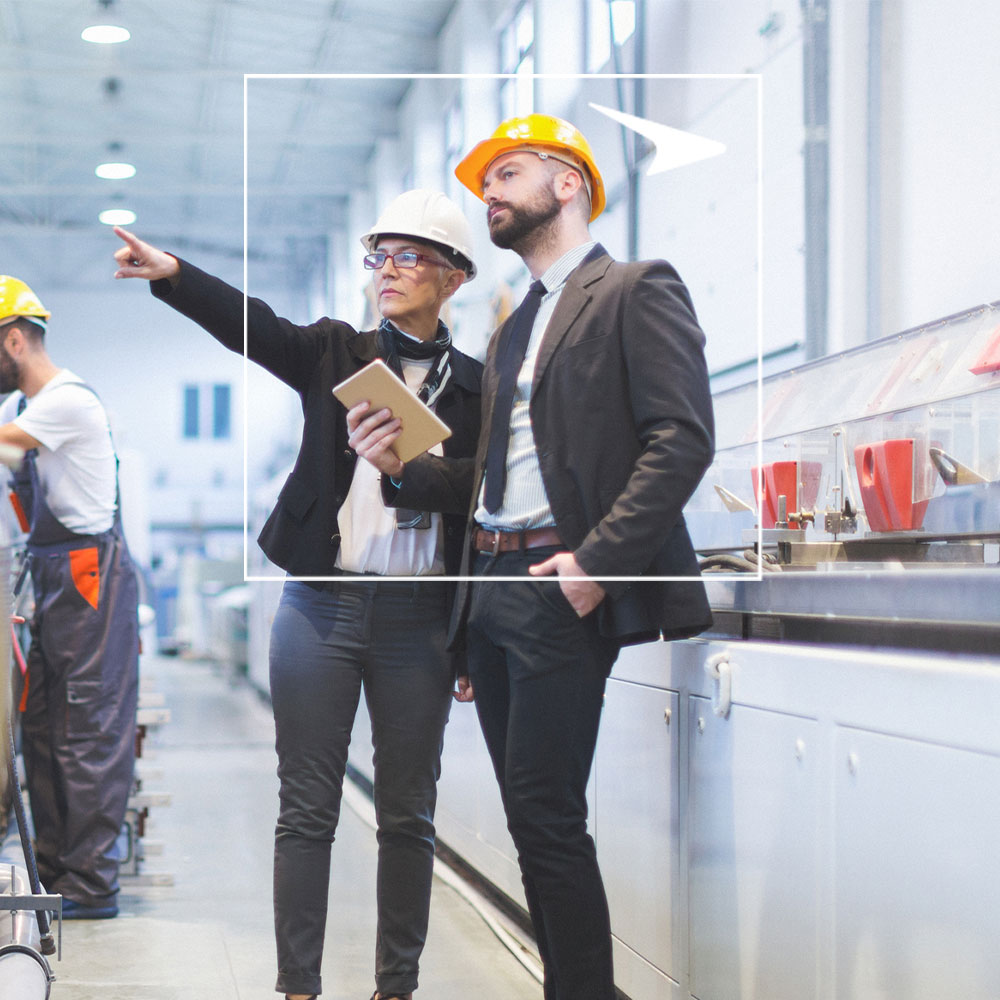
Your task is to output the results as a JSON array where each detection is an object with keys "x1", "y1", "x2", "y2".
[{"x1": 363, "y1": 251, "x2": 451, "y2": 271}]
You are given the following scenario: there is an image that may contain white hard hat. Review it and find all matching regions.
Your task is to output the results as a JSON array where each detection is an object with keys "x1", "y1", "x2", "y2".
[{"x1": 361, "y1": 189, "x2": 477, "y2": 280}]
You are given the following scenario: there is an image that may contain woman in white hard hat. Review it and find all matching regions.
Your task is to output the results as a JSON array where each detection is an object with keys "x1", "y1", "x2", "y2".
[{"x1": 113, "y1": 190, "x2": 481, "y2": 1000}]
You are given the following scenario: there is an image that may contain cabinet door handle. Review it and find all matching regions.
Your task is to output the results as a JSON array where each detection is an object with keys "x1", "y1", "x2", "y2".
[{"x1": 704, "y1": 652, "x2": 734, "y2": 718}]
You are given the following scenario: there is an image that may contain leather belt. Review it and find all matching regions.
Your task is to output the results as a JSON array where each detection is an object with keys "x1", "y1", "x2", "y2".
[{"x1": 473, "y1": 525, "x2": 564, "y2": 556}]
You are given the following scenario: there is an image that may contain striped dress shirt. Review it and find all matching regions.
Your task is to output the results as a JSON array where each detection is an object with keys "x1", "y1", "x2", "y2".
[{"x1": 475, "y1": 241, "x2": 598, "y2": 531}]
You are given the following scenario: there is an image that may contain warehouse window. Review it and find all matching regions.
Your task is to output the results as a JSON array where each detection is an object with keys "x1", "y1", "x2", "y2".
[
  {"x1": 182, "y1": 383, "x2": 232, "y2": 441},
  {"x1": 499, "y1": 2, "x2": 534, "y2": 121},
  {"x1": 213, "y1": 384, "x2": 231, "y2": 439},
  {"x1": 586, "y1": 0, "x2": 636, "y2": 71},
  {"x1": 182, "y1": 384, "x2": 199, "y2": 439}
]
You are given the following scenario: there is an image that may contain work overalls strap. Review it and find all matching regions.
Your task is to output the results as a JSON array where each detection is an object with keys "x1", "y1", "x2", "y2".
[{"x1": 9, "y1": 381, "x2": 126, "y2": 551}]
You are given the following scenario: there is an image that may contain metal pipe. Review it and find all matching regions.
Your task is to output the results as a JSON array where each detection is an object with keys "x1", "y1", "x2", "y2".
[
  {"x1": 0, "y1": 865, "x2": 53, "y2": 999},
  {"x1": 866, "y1": 0, "x2": 883, "y2": 341},
  {"x1": 801, "y1": 0, "x2": 830, "y2": 359},
  {"x1": 0, "y1": 946, "x2": 51, "y2": 998}
]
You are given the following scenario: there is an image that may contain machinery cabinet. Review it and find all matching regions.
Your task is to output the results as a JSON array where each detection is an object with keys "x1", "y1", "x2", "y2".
[
  {"x1": 596, "y1": 679, "x2": 682, "y2": 999},
  {"x1": 598, "y1": 636, "x2": 1000, "y2": 1000}
]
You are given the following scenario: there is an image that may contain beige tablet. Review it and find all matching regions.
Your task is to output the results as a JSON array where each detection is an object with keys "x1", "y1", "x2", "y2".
[{"x1": 333, "y1": 359, "x2": 452, "y2": 463}]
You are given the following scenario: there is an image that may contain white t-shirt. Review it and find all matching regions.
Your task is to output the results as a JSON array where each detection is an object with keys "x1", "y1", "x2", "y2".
[
  {"x1": 0, "y1": 369, "x2": 118, "y2": 534},
  {"x1": 334, "y1": 357, "x2": 445, "y2": 576}
]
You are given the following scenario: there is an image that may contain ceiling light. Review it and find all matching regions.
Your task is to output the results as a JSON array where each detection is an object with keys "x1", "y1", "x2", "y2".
[
  {"x1": 81, "y1": 24, "x2": 130, "y2": 44},
  {"x1": 95, "y1": 162, "x2": 136, "y2": 180},
  {"x1": 99, "y1": 208, "x2": 136, "y2": 226}
]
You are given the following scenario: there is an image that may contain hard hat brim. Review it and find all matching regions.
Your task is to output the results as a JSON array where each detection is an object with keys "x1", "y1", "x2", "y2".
[
  {"x1": 360, "y1": 232, "x2": 477, "y2": 280},
  {"x1": 358, "y1": 189, "x2": 477, "y2": 280},
  {"x1": 455, "y1": 137, "x2": 606, "y2": 222}
]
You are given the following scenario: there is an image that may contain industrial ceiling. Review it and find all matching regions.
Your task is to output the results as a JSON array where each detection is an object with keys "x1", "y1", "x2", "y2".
[{"x1": 1, "y1": 0, "x2": 459, "y2": 293}]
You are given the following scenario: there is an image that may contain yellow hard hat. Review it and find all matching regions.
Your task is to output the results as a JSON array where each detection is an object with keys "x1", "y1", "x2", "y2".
[
  {"x1": 455, "y1": 114, "x2": 606, "y2": 222},
  {"x1": 0, "y1": 276, "x2": 50, "y2": 328}
]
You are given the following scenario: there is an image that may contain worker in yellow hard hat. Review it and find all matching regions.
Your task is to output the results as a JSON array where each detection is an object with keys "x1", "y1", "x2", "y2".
[
  {"x1": 351, "y1": 112, "x2": 715, "y2": 1000},
  {"x1": 0, "y1": 275, "x2": 52, "y2": 331},
  {"x1": 0, "y1": 275, "x2": 139, "y2": 920}
]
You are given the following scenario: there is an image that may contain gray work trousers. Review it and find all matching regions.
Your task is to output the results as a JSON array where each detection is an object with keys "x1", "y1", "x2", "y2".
[
  {"x1": 269, "y1": 578, "x2": 453, "y2": 998},
  {"x1": 22, "y1": 527, "x2": 139, "y2": 908}
]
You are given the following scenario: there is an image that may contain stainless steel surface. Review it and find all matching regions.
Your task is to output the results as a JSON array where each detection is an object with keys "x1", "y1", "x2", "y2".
[
  {"x1": 0, "y1": 949, "x2": 49, "y2": 999},
  {"x1": 605, "y1": 637, "x2": 1000, "y2": 1000},
  {"x1": 705, "y1": 567, "x2": 1000, "y2": 638},
  {"x1": 0, "y1": 866, "x2": 54, "y2": 1000},
  {"x1": 596, "y1": 684, "x2": 681, "y2": 1000}
]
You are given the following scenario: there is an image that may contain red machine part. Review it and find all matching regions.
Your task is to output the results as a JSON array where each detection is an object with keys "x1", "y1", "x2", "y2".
[
  {"x1": 853, "y1": 438, "x2": 929, "y2": 532},
  {"x1": 751, "y1": 461, "x2": 822, "y2": 529},
  {"x1": 969, "y1": 323, "x2": 1000, "y2": 375}
]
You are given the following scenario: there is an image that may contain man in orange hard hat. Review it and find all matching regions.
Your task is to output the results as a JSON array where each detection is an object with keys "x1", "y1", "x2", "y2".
[
  {"x1": 0, "y1": 276, "x2": 139, "y2": 920},
  {"x1": 349, "y1": 113, "x2": 715, "y2": 1000}
]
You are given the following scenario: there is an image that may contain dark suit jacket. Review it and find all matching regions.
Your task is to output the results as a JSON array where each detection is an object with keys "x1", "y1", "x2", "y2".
[
  {"x1": 392, "y1": 245, "x2": 715, "y2": 647},
  {"x1": 151, "y1": 260, "x2": 483, "y2": 578}
]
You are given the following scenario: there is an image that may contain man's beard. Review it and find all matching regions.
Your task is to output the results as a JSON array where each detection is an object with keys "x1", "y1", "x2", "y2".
[
  {"x1": 488, "y1": 183, "x2": 561, "y2": 251},
  {"x1": 0, "y1": 346, "x2": 20, "y2": 395}
]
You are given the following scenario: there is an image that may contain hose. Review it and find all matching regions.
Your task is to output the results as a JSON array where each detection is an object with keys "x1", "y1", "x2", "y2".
[
  {"x1": 6, "y1": 716, "x2": 55, "y2": 954},
  {"x1": 700, "y1": 549, "x2": 782, "y2": 573}
]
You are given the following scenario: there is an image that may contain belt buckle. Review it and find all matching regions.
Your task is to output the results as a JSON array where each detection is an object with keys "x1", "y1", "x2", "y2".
[{"x1": 490, "y1": 530, "x2": 502, "y2": 557}]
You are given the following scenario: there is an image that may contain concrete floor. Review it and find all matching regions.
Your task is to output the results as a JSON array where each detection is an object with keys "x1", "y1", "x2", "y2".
[{"x1": 45, "y1": 654, "x2": 541, "y2": 1000}]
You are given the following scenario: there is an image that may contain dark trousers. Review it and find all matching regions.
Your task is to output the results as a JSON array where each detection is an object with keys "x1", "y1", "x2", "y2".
[
  {"x1": 269, "y1": 579, "x2": 453, "y2": 997},
  {"x1": 22, "y1": 529, "x2": 139, "y2": 906},
  {"x1": 466, "y1": 548, "x2": 620, "y2": 1000}
]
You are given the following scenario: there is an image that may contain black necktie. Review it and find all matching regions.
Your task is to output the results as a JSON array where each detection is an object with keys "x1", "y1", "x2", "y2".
[{"x1": 483, "y1": 279, "x2": 546, "y2": 514}]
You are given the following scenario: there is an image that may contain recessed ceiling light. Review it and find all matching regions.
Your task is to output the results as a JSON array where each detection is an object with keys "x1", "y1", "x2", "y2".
[
  {"x1": 95, "y1": 162, "x2": 136, "y2": 180},
  {"x1": 81, "y1": 24, "x2": 130, "y2": 44},
  {"x1": 99, "y1": 208, "x2": 136, "y2": 226}
]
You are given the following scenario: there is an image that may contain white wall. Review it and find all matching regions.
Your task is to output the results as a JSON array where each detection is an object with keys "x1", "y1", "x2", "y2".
[{"x1": 878, "y1": 0, "x2": 1000, "y2": 336}]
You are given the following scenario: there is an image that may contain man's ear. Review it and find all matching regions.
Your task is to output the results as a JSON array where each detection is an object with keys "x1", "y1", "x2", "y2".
[
  {"x1": 1, "y1": 325, "x2": 21, "y2": 356},
  {"x1": 553, "y1": 167, "x2": 585, "y2": 208}
]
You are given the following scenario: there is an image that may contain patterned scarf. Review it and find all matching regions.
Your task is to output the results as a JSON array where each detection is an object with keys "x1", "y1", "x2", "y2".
[
  {"x1": 377, "y1": 319, "x2": 453, "y2": 530},
  {"x1": 378, "y1": 318, "x2": 453, "y2": 407}
]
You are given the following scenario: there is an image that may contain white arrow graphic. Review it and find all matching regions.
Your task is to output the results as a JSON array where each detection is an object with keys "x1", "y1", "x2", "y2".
[{"x1": 589, "y1": 102, "x2": 726, "y2": 174}]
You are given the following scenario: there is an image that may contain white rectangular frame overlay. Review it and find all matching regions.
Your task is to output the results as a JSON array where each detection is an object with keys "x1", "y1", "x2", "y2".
[{"x1": 243, "y1": 72, "x2": 764, "y2": 583}]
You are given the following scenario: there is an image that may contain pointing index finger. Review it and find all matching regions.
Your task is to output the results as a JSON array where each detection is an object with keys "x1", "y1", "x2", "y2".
[{"x1": 112, "y1": 226, "x2": 141, "y2": 253}]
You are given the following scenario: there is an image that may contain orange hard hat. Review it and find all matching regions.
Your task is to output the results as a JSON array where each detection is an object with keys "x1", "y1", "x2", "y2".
[{"x1": 454, "y1": 114, "x2": 606, "y2": 222}]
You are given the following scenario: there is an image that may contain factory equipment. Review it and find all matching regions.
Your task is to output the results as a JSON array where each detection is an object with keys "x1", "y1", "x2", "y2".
[{"x1": 689, "y1": 299, "x2": 1000, "y2": 652}]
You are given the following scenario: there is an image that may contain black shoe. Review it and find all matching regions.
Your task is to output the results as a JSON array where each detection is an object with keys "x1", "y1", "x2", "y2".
[{"x1": 61, "y1": 898, "x2": 119, "y2": 920}]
